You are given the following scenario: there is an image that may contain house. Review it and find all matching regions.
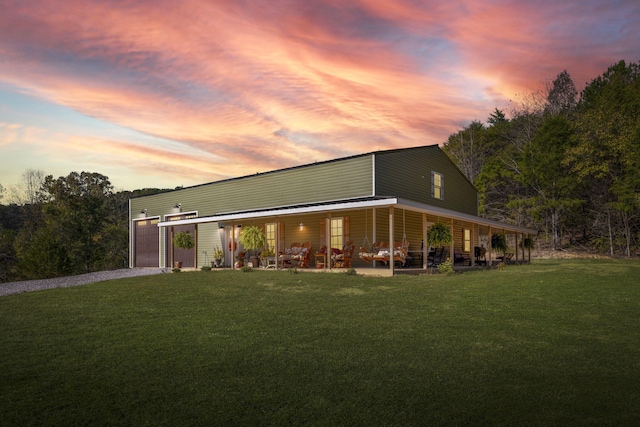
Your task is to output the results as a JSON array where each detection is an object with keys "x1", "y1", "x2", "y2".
[{"x1": 129, "y1": 145, "x2": 536, "y2": 273}]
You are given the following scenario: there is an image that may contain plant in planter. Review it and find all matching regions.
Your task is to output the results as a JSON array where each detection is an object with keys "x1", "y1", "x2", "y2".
[
  {"x1": 235, "y1": 251, "x2": 245, "y2": 268},
  {"x1": 491, "y1": 233, "x2": 508, "y2": 257},
  {"x1": 427, "y1": 222, "x2": 453, "y2": 248},
  {"x1": 426, "y1": 223, "x2": 453, "y2": 269},
  {"x1": 173, "y1": 231, "x2": 195, "y2": 268},
  {"x1": 212, "y1": 247, "x2": 224, "y2": 268},
  {"x1": 238, "y1": 225, "x2": 266, "y2": 267},
  {"x1": 522, "y1": 236, "x2": 534, "y2": 250},
  {"x1": 260, "y1": 247, "x2": 276, "y2": 268}
]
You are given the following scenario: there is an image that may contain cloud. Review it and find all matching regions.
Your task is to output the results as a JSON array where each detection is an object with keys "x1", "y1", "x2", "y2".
[{"x1": 0, "y1": 0, "x2": 639, "y2": 189}]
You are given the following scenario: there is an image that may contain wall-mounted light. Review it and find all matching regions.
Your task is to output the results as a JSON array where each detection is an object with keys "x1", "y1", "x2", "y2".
[
  {"x1": 237, "y1": 224, "x2": 242, "y2": 228},
  {"x1": 299, "y1": 223, "x2": 304, "y2": 231}
]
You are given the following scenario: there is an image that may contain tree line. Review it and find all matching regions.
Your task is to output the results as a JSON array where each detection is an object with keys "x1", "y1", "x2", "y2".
[
  {"x1": 1, "y1": 60, "x2": 638, "y2": 282},
  {"x1": 0, "y1": 171, "x2": 169, "y2": 282},
  {"x1": 442, "y1": 60, "x2": 640, "y2": 257}
]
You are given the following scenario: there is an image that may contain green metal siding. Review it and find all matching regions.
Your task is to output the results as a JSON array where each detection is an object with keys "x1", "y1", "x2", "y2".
[
  {"x1": 130, "y1": 155, "x2": 373, "y2": 220},
  {"x1": 197, "y1": 222, "x2": 221, "y2": 268},
  {"x1": 130, "y1": 156, "x2": 374, "y2": 267},
  {"x1": 374, "y1": 146, "x2": 478, "y2": 216}
]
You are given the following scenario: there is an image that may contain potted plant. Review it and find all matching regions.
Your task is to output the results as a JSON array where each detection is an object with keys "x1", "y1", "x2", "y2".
[
  {"x1": 212, "y1": 247, "x2": 224, "y2": 268},
  {"x1": 235, "y1": 251, "x2": 245, "y2": 269},
  {"x1": 426, "y1": 223, "x2": 453, "y2": 267},
  {"x1": 491, "y1": 233, "x2": 508, "y2": 257},
  {"x1": 173, "y1": 231, "x2": 195, "y2": 268},
  {"x1": 260, "y1": 247, "x2": 276, "y2": 268},
  {"x1": 238, "y1": 225, "x2": 266, "y2": 268}
]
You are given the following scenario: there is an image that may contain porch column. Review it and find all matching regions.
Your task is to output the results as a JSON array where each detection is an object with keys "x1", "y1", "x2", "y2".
[
  {"x1": 372, "y1": 208, "x2": 377, "y2": 267},
  {"x1": 471, "y1": 223, "x2": 476, "y2": 267},
  {"x1": 488, "y1": 226, "x2": 492, "y2": 265},
  {"x1": 231, "y1": 221, "x2": 236, "y2": 270},
  {"x1": 450, "y1": 218, "x2": 454, "y2": 264},
  {"x1": 515, "y1": 232, "x2": 520, "y2": 262},
  {"x1": 422, "y1": 213, "x2": 428, "y2": 269},
  {"x1": 389, "y1": 206, "x2": 395, "y2": 275},
  {"x1": 326, "y1": 213, "x2": 332, "y2": 270}
]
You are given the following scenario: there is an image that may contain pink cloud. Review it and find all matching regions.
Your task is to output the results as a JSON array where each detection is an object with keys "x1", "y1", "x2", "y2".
[{"x1": 1, "y1": 0, "x2": 639, "y2": 189}]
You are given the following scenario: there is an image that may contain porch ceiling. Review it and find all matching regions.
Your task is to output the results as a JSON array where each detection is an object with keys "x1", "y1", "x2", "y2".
[{"x1": 156, "y1": 195, "x2": 537, "y2": 235}]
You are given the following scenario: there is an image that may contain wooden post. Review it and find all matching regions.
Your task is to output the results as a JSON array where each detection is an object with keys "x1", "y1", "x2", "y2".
[
  {"x1": 326, "y1": 213, "x2": 332, "y2": 270},
  {"x1": 450, "y1": 218, "x2": 454, "y2": 265},
  {"x1": 372, "y1": 208, "x2": 377, "y2": 267},
  {"x1": 389, "y1": 207, "x2": 395, "y2": 276},
  {"x1": 422, "y1": 213, "x2": 428, "y2": 269},
  {"x1": 488, "y1": 226, "x2": 492, "y2": 265}
]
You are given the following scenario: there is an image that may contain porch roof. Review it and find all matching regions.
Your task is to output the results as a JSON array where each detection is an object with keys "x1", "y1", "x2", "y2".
[{"x1": 156, "y1": 196, "x2": 537, "y2": 235}]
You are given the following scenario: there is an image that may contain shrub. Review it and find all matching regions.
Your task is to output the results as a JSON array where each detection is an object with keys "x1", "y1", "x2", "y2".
[
  {"x1": 201, "y1": 265, "x2": 212, "y2": 272},
  {"x1": 240, "y1": 265, "x2": 253, "y2": 273},
  {"x1": 437, "y1": 258, "x2": 454, "y2": 275},
  {"x1": 172, "y1": 268, "x2": 182, "y2": 273}
]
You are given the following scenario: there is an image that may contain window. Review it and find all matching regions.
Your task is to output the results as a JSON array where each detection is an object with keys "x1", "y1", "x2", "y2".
[
  {"x1": 330, "y1": 218, "x2": 343, "y2": 250},
  {"x1": 265, "y1": 223, "x2": 276, "y2": 251},
  {"x1": 432, "y1": 172, "x2": 444, "y2": 200},
  {"x1": 463, "y1": 229, "x2": 471, "y2": 252}
]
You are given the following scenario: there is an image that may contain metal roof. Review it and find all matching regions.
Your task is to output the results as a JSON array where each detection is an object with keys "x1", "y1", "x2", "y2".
[{"x1": 157, "y1": 195, "x2": 537, "y2": 235}]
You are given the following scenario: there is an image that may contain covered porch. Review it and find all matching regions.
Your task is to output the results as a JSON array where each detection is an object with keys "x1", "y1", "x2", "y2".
[{"x1": 157, "y1": 196, "x2": 536, "y2": 275}]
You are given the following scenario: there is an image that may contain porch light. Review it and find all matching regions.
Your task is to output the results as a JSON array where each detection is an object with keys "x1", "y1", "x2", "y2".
[{"x1": 300, "y1": 223, "x2": 304, "y2": 231}]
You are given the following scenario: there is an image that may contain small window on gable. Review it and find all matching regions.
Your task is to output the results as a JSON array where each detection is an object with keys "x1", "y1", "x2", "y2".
[{"x1": 432, "y1": 171, "x2": 444, "y2": 200}]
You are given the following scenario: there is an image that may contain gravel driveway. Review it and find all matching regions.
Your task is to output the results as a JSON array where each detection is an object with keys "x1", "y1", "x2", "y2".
[{"x1": 0, "y1": 268, "x2": 167, "y2": 297}]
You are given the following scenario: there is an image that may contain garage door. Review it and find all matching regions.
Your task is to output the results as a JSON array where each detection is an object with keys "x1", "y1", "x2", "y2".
[{"x1": 134, "y1": 218, "x2": 160, "y2": 267}]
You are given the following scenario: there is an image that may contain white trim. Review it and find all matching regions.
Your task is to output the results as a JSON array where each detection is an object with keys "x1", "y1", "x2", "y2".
[
  {"x1": 163, "y1": 210, "x2": 198, "y2": 221},
  {"x1": 157, "y1": 198, "x2": 397, "y2": 228}
]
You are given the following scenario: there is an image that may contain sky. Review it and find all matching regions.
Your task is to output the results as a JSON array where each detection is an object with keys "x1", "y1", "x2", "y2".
[{"x1": 1, "y1": 0, "x2": 639, "y2": 193}]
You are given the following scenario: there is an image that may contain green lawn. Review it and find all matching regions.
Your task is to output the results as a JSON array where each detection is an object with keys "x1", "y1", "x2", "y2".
[{"x1": 1, "y1": 259, "x2": 639, "y2": 426}]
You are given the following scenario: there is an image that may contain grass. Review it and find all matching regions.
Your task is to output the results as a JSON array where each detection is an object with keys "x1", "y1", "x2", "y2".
[{"x1": 1, "y1": 259, "x2": 639, "y2": 425}]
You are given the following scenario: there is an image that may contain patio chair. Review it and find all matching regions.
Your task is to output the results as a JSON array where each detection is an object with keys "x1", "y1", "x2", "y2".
[
  {"x1": 332, "y1": 240, "x2": 354, "y2": 268},
  {"x1": 454, "y1": 250, "x2": 471, "y2": 266}
]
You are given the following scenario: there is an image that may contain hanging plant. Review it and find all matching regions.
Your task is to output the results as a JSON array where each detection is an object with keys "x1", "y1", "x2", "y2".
[
  {"x1": 174, "y1": 231, "x2": 195, "y2": 249},
  {"x1": 238, "y1": 225, "x2": 266, "y2": 255},
  {"x1": 523, "y1": 236, "x2": 535, "y2": 250},
  {"x1": 491, "y1": 233, "x2": 508, "y2": 255},
  {"x1": 427, "y1": 223, "x2": 453, "y2": 248}
]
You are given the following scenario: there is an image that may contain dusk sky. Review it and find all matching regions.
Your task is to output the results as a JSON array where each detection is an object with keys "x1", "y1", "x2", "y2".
[{"x1": 1, "y1": 0, "x2": 639, "y2": 193}]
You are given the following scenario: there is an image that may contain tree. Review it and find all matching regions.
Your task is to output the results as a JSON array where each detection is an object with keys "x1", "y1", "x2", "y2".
[
  {"x1": 442, "y1": 121, "x2": 488, "y2": 183},
  {"x1": 545, "y1": 70, "x2": 578, "y2": 116},
  {"x1": 519, "y1": 115, "x2": 583, "y2": 250},
  {"x1": 567, "y1": 60, "x2": 640, "y2": 256},
  {"x1": 8, "y1": 169, "x2": 45, "y2": 206},
  {"x1": 36, "y1": 172, "x2": 114, "y2": 274}
]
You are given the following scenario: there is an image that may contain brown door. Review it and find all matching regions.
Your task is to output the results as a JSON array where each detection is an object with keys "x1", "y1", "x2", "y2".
[
  {"x1": 135, "y1": 219, "x2": 159, "y2": 267},
  {"x1": 171, "y1": 224, "x2": 196, "y2": 268}
]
